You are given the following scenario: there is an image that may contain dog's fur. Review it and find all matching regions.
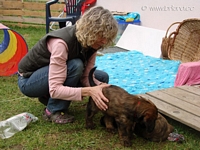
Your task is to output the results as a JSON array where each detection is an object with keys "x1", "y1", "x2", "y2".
[
  {"x1": 134, "y1": 113, "x2": 174, "y2": 142},
  {"x1": 100, "y1": 113, "x2": 174, "y2": 142},
  {"x1": 85, "y1": 67, "x2": 158, "y2": 147}
]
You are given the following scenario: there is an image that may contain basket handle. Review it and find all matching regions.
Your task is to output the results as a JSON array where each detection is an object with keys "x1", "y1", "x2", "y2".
[
  {"x1": 167, "y1": 31, "x2": 178, "y2": 58},
  {"x1": 164, "y1": 22, "x2": 181, "y2": 38}
]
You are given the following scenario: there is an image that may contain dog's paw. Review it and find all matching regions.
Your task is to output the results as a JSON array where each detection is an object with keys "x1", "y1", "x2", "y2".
[
  {"x1": 121, "y1": 139, "x2": 132, "y2": 147},
  {"x1": 86, "y1": 126, "x2": 95, "y2": 130},
  {"x1": 123, "y1": 141, "x2": 132, "y2": 147},
  {"x1": 85, "y1": 123, "x2": 96, "y2": 130},
  {"x1": 106, "y1": 128, "x2": 117, "y2": 134}
]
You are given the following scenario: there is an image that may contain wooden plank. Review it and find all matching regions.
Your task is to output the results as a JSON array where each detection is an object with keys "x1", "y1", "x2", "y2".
[
  {"x1": 139, "y1": 94, "x2": 200, "y2": 132},
  {"x1": 0, "y1": 16, "x2": 24, "y2": 22},
  {"x1": 3, "y1": 1, "x2": 22, "y2": 9},
  {"x1": 2, "y1": 10, "x2": 23, "y2": 16},
  {"x1": 1, "y1": 22, "x2": 46, "y2": 28},
  {"x1": 2, "y1": 1, "x2": 63, "y2": 11},
  {"x1": 23, "y1": 17, "x2": 45, "y2": 24},
  {"x1": 0, "y1": 0, "x2": 3, "y2": 9},
  {"x1": 23, "y1": 10, "x2": 61, "y2": 18},
  {"x1": 0, "y1": 16, "x2": 45, "y2": 24},
  {"x1": 50, "y1": 4, "x2": 65, "y2": 11},
  {"x1": 193, "y1": 85, "x2": 200, "y2": 88},
  {"x1": 23, "y1": 10, "x2": 45, "y2": 17},
  {"x1": 23, "y1": 2, "x2": 45, "y2": 11},
  {"x1": 23, "y1": 2, "x2": 63, "y2": 11},
  {"x1": 160, "y1": 87, "x2": 200, "y2": 106},
  {"x1": 23, "y1": 0, "x2": 48, "y2": 2},
  {"x1": 1, "y1": 1, "x2": 65, "y2": 25},
  {"x1": 2, "y1": 9, "x2": 61, "y2": 18},
  {"x1": 145, "y1": 90, "x2": 200, "y2": 117},
  {"x1": 4, "y1": 0, "x2": 21, "y2": 1},
  {"x1": 177, "y1": 85, "x2": 200, "y2": 95}
]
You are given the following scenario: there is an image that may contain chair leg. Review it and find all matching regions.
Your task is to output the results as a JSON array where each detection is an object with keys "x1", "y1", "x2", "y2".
[
  {"x1": 50, "y1": 22, "x2": 56, "y2": 31},
  {"x1": 46, "y1": 21, "x2": 50, "y2": 34}
]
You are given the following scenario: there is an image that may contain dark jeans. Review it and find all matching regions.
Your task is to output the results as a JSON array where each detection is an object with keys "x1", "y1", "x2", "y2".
[{"x1": 18, "y1": 58, "x2": 109, "y2": 113}]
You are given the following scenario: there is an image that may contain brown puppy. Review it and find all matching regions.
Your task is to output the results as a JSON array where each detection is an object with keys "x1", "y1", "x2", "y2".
[
  {"x1": 134, "y1": 113, "x2": 174, "y2": 142},
  {"x1": 86, "y1": 67, "x2": 158, "y2": 147}
]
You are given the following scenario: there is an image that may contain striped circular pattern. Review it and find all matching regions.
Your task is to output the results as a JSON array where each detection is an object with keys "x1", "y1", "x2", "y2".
[{"x1": 0, "y1": 25, "x2": 28, "y2": 76}]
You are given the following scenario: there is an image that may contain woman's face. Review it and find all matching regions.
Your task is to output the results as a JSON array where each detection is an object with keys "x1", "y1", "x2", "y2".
[{"x1": 91, "y1": 37, "x2": 107, "y2": 50}]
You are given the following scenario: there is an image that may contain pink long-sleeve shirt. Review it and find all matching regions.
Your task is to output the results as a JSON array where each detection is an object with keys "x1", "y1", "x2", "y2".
[{"x1": 47, "y1": 38, "x2": 101, "y2": 101}]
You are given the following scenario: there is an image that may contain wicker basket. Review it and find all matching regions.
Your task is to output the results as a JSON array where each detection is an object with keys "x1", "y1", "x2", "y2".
[
  {"x1": 163, "y1": 18, "x2": 200, "y2": 63},
  {"x1": 161, "y1": 22, "x2": 180, "y2": 59}
]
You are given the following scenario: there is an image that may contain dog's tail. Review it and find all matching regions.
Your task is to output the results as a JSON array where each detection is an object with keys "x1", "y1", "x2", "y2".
[{"x1": 89, "y1": 66, "x2": 97, "y2": 87}]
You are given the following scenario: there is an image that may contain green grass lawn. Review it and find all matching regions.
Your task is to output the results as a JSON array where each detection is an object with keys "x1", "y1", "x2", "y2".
[{"x1": 0, "y1": 23, "x2": 200, "y2": 150}]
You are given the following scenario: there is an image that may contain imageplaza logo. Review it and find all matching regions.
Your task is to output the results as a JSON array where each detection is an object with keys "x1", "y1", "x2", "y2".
[{"x1": 141, "y1": 5, "x2": 195, "y2": 11}]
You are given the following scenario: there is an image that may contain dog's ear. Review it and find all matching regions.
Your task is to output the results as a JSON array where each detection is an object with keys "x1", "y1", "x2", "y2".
[
  {"x1": 143, "y1": 112, "x2": 156, "y2": 133},
  {"x1": 89, "y1": 66, "x2": 97, "y2": 86}
]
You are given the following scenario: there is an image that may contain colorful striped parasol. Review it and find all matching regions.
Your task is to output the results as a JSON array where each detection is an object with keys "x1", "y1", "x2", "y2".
[{"x1": 0, "y1": 23, "x2": 28, "y2": 76}]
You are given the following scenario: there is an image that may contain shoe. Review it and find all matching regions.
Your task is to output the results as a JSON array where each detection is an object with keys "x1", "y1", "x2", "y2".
[{"x1": 42, "y1": 108, "x2": 74, "y2": 124}]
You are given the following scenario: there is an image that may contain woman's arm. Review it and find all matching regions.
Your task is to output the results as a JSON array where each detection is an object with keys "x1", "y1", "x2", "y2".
[
  {"x1": 47, "y1": 38, "x2": 82, "y2": 101},
  {"x1": 47, "y1": 38, "x2": 109, "y2": 110}
]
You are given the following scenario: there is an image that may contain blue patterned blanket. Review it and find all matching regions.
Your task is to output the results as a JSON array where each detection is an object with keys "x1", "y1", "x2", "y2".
[{"x1": 95, "y1": 50, "x2": 180, "y2": 94}]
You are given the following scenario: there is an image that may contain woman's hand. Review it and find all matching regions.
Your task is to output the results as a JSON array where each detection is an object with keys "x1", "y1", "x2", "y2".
[{"x1": 90, "y1": 83, "x2": 110, "y2": 111}]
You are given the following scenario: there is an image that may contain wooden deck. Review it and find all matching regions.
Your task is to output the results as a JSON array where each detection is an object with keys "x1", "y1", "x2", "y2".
[{"x1": 139, "y1": 85, "x2": 200, "y2": 132}]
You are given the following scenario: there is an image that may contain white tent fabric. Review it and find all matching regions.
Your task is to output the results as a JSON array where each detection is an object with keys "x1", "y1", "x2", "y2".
[{"x1": 116, "y1": 24, "x2": 166, "y2": 58}]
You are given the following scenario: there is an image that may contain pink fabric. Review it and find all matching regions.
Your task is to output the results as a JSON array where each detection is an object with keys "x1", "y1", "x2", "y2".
[
  {"x1": 0, "y1": 23, "x2": 9, "y2": 29},
  {"x1": 174, "y1": 61, "x2": 200, "y2": 87}
]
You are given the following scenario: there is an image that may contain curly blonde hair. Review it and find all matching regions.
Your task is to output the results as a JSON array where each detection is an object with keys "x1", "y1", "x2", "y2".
[{"x1": 76, "y1": 6, "x2": 118, "y2": 49}]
